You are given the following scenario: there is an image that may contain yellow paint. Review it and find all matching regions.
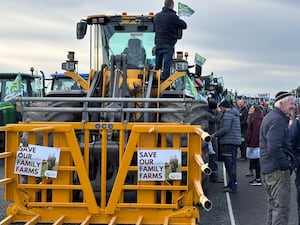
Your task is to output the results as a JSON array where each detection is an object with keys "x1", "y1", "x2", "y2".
[{"x1": 0, "y1": 122, "x2": 210, "y2": 224}]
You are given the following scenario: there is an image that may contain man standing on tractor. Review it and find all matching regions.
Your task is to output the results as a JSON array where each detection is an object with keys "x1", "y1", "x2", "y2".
[{"x1": 154, "y1": 0, "x2": 187, "y2": 81}]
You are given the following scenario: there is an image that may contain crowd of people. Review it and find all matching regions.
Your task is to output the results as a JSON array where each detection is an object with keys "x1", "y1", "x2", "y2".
[
  {"x1": 152, "y1": 1, "x2": 300, "y2": 224},
  {"x1": 207, "y1": 91, "x2": 300, "y2": 225}
]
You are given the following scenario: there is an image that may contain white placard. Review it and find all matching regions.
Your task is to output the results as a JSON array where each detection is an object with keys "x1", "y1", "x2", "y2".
[
  {"x1": 14, "y1": 144, "x2": 60, "y2": 178},
  {"x1": 138, "y1": 150, "x2": 182, "y2": 181}
]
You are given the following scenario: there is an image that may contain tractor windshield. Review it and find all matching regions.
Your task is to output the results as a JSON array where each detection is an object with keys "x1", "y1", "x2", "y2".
[
  {"x1": 87, "y1": 15, "x2": 155, "y2": 70},
  {"x1": 0, "y1": 74, "x2": 42, "y2": 102},
  {"x1": 50, "y1": 73, "x2": 89, "y2": 91},
  {"x1": 95, "y1": 27, "x2": 155, "y2": 69},
  {"x1": 109, "y1": 33, "x2": 154, "y2": 58}
]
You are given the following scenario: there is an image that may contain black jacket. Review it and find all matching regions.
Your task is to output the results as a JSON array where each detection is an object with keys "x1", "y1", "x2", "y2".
[
  {"x1": 239, "y1": 106, "x2": 248, "y2": 137},
  {"x1": 289, "y1": 115, "x2": 300, "y2": 163},
  {"x1": 259, "y1": 107, "x2": 292, "y2": 173},
  {"x1": 154, "y1": 7, "x2": 187, "y2": 46}
]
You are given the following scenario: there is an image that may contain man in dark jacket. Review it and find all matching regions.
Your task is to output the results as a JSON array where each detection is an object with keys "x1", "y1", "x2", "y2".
[
  {"x1": 237, "y1": 99, "x2": 248, "y2": 161},
  {"x1": 154, "y1": 0, "x2": 187, "y2": 81},
  {"x1": 289, "y1": 103, "x2": 300, "y2": 225},
  {"x1": 260, "y1": 91, "x2": 295, "y2": 225},
  {"x1": 211, "y1": 99, "x2": 241, "y2": 192},
  {"x1": 207, "y1": 98, "x2": 223, "y2": 183}
]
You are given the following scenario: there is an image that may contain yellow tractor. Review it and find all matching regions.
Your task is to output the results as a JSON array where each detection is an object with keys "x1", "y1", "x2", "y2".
[{"x1": 0, "y1": 13, "x2": 212, "y2": 225}]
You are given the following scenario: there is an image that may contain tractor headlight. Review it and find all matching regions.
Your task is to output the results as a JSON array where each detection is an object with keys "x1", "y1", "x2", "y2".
[
  {"x1": 62, "y1": 61, "x2": 76, "y2": 72},
  {"x1": 174, "y1": 61, "x2": 188, "y2": 71}
]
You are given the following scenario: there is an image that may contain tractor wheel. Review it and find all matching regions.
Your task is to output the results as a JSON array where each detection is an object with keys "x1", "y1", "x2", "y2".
[
  {"x1": 23, "y1": 101, "x2": 81, "y2": 146},
  {"x1": 23, "y1": 101, "x2": 81, "y2": 123},
  {"x1": 160, "y1": 101, "x2": 210, "y2": 192}
]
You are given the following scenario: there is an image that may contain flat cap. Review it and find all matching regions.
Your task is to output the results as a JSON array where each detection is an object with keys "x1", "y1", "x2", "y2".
[{"x1": 275, "y1": 91, "x2": 292, "y2": 103}]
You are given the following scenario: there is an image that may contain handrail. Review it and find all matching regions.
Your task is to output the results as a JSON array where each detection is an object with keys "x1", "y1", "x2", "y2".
[{"x1": 15, "y1": 97, "x2": 197, "y2": 103}]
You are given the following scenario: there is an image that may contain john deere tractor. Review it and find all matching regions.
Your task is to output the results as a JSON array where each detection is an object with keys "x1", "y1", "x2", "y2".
[
  {"x1": 0, "y1": 13, "x2": 212, "y2": 225},
  {"x1": 0, "y1": 72, "x2": 42, "y2": 151}
]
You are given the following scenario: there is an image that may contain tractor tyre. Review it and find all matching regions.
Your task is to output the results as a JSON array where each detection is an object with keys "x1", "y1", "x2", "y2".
[
  {"x1": 22, "y1": 101, "x2": 81, "y2": 146},
  {"x1": 160, "y1": 101, "x2": 210, "y2": 193}
]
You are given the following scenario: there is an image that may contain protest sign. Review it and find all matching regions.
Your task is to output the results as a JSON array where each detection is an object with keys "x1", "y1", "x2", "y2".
[
  {"x1": 138, "y1": 150, "x2": 181, "y2": 181},
  {"x1": 14, "y1": 144, "x2": 60, "y2": 178}
]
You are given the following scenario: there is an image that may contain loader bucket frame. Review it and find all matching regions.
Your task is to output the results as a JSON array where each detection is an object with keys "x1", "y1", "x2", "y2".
[{"x1": 0, "y1": 122, "x2": 211, "y2": 225}]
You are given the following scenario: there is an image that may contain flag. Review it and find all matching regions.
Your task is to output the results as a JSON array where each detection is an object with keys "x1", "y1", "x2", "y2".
[
  {"x1": 184, "y1": 74, "x2": 207, "y2": 102},
  {"x1": 4, "y1": 73, "x2": 23, "y2": 101},
  {"x1": 194, "y1": 53, "x2": 206, "y2": 67},
  {"x1": 178, "y1": 2, "x2": 195, "y2": 17},
  {"x1": 11, "y1": 73, "x2": 22, "y2": 93},
  {"x1": 194, "y1": 77, "x2": 204, "y2": 88}
]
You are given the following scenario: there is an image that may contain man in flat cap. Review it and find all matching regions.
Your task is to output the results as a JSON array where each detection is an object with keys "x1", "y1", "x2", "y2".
[{"x1": 259, "y1": 91, "x2": 296, "y2": 225}]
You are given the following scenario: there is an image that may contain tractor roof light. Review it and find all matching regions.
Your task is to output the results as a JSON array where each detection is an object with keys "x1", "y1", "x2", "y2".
[
  {"x1": 184, "y1": 52, "x2": 189, "y2": 60},
  {"x1": 174, "y1": 61, "x2": 188, "y2": 72},
  {"x1": 62, "y1": 51, "x2": 78, "y2": 72},
  {"x1": 67, "y1": 51, "x2": 75, "y2": 61},
  {"x1": 176, "y1": 51, "x2": 183, "y2": 59}
]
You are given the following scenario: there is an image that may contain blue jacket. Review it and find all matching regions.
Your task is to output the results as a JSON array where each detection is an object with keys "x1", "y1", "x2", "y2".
[
  {"x1": 259, "y1": 107, "x2": 292, "y2": 173},
  {"x1": 154, "y1": 7, "x2": 187, "y2": 46},
  {"x1": 289, "y1": 115, "x2": 300, "y2": 164},
  {"x1": 213, "y1": 107, "x2": 241, "y2": 146}
]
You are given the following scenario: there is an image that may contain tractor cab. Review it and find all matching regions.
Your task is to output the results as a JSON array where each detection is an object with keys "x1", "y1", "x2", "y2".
[
  {"x1": 77, "y1": 13, "x2": 156, "y2": 71},
  {"x1": 45, "y1": 72, "x2": 89, "y2": 97},
  {"x1": 0, "y1": 73, "x2": 42, "y2": 102},
  {"x1": 0, "y1": 72, "x2": 42, "y2": 151}
]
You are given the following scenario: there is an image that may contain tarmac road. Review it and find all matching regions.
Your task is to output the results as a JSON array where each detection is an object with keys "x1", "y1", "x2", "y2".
[
  {"x1": 0, "y1": 158, "x2": 298, "y2": 225},
  {"x1": 200, "y1": 158, "x2": 298, "y2": 225},
  {"x1": 0, "y1": 159, "x2": 9, "y2": 220}
]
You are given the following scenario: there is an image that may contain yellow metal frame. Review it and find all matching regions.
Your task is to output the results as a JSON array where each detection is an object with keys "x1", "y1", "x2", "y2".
[{"x1": 0, "y1": 122, "x2": 210, "y2": 225}]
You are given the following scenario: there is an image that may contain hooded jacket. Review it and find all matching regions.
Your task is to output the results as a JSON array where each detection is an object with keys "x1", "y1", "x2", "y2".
[{"x1": 213, "y1": 107, "x2": 242, "y2": 146}]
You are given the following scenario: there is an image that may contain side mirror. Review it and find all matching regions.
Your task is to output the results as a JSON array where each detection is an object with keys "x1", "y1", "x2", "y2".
[{"x1": 76, "y1": 20, "x2": 87, "y2": 39}]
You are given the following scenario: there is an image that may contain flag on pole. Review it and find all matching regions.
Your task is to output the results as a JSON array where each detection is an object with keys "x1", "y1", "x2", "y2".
[
  {"x1": 194, "y1": 53, "x2": 206, "y2": 67},
  {"x1": 178, "y1": 2, "x2": 195, "y2": 17},
  {"x1": 184, "y1": 74, "x2": 206, "y2": 102},
  {"x1": 4, "y1": 73, "x2": 23, "y2": 101},
  {"x1": 11, "y1": 73, "x2": 22, "y2": 93}
]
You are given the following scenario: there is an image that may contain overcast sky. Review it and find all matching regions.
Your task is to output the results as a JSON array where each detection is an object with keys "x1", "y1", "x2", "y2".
[{"x1": 1, "y1": 0, "x2": 299, "y2": 98}]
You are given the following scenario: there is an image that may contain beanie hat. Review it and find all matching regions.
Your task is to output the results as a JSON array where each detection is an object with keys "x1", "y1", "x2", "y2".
[
  {"x1": 275, "y1": 91, "x2": 292, "y2": 103},
  {"x1": 208, "y1": 98, "x2": 217, "y2": 109},
  {"x1": 219, "y1": 99, "x2": 231, "y2": 108}
]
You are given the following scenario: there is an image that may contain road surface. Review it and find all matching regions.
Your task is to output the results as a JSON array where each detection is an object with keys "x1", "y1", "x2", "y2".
[{"x1": 0, "y1": 158, "x2": 298, "y2": 225}]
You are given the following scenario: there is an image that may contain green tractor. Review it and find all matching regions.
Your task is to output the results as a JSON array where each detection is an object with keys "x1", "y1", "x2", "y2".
[{"x1": 0, "y1": 72, "x2": 43, "y2": 151}]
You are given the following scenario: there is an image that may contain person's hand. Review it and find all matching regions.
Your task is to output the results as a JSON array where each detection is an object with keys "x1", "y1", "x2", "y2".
[
  {"x1": 211, "y1": 134, "x2": 215, "y2": 139},
  {"x1": 289, "y1": 161, "x2": 299, "y2": 175}
]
